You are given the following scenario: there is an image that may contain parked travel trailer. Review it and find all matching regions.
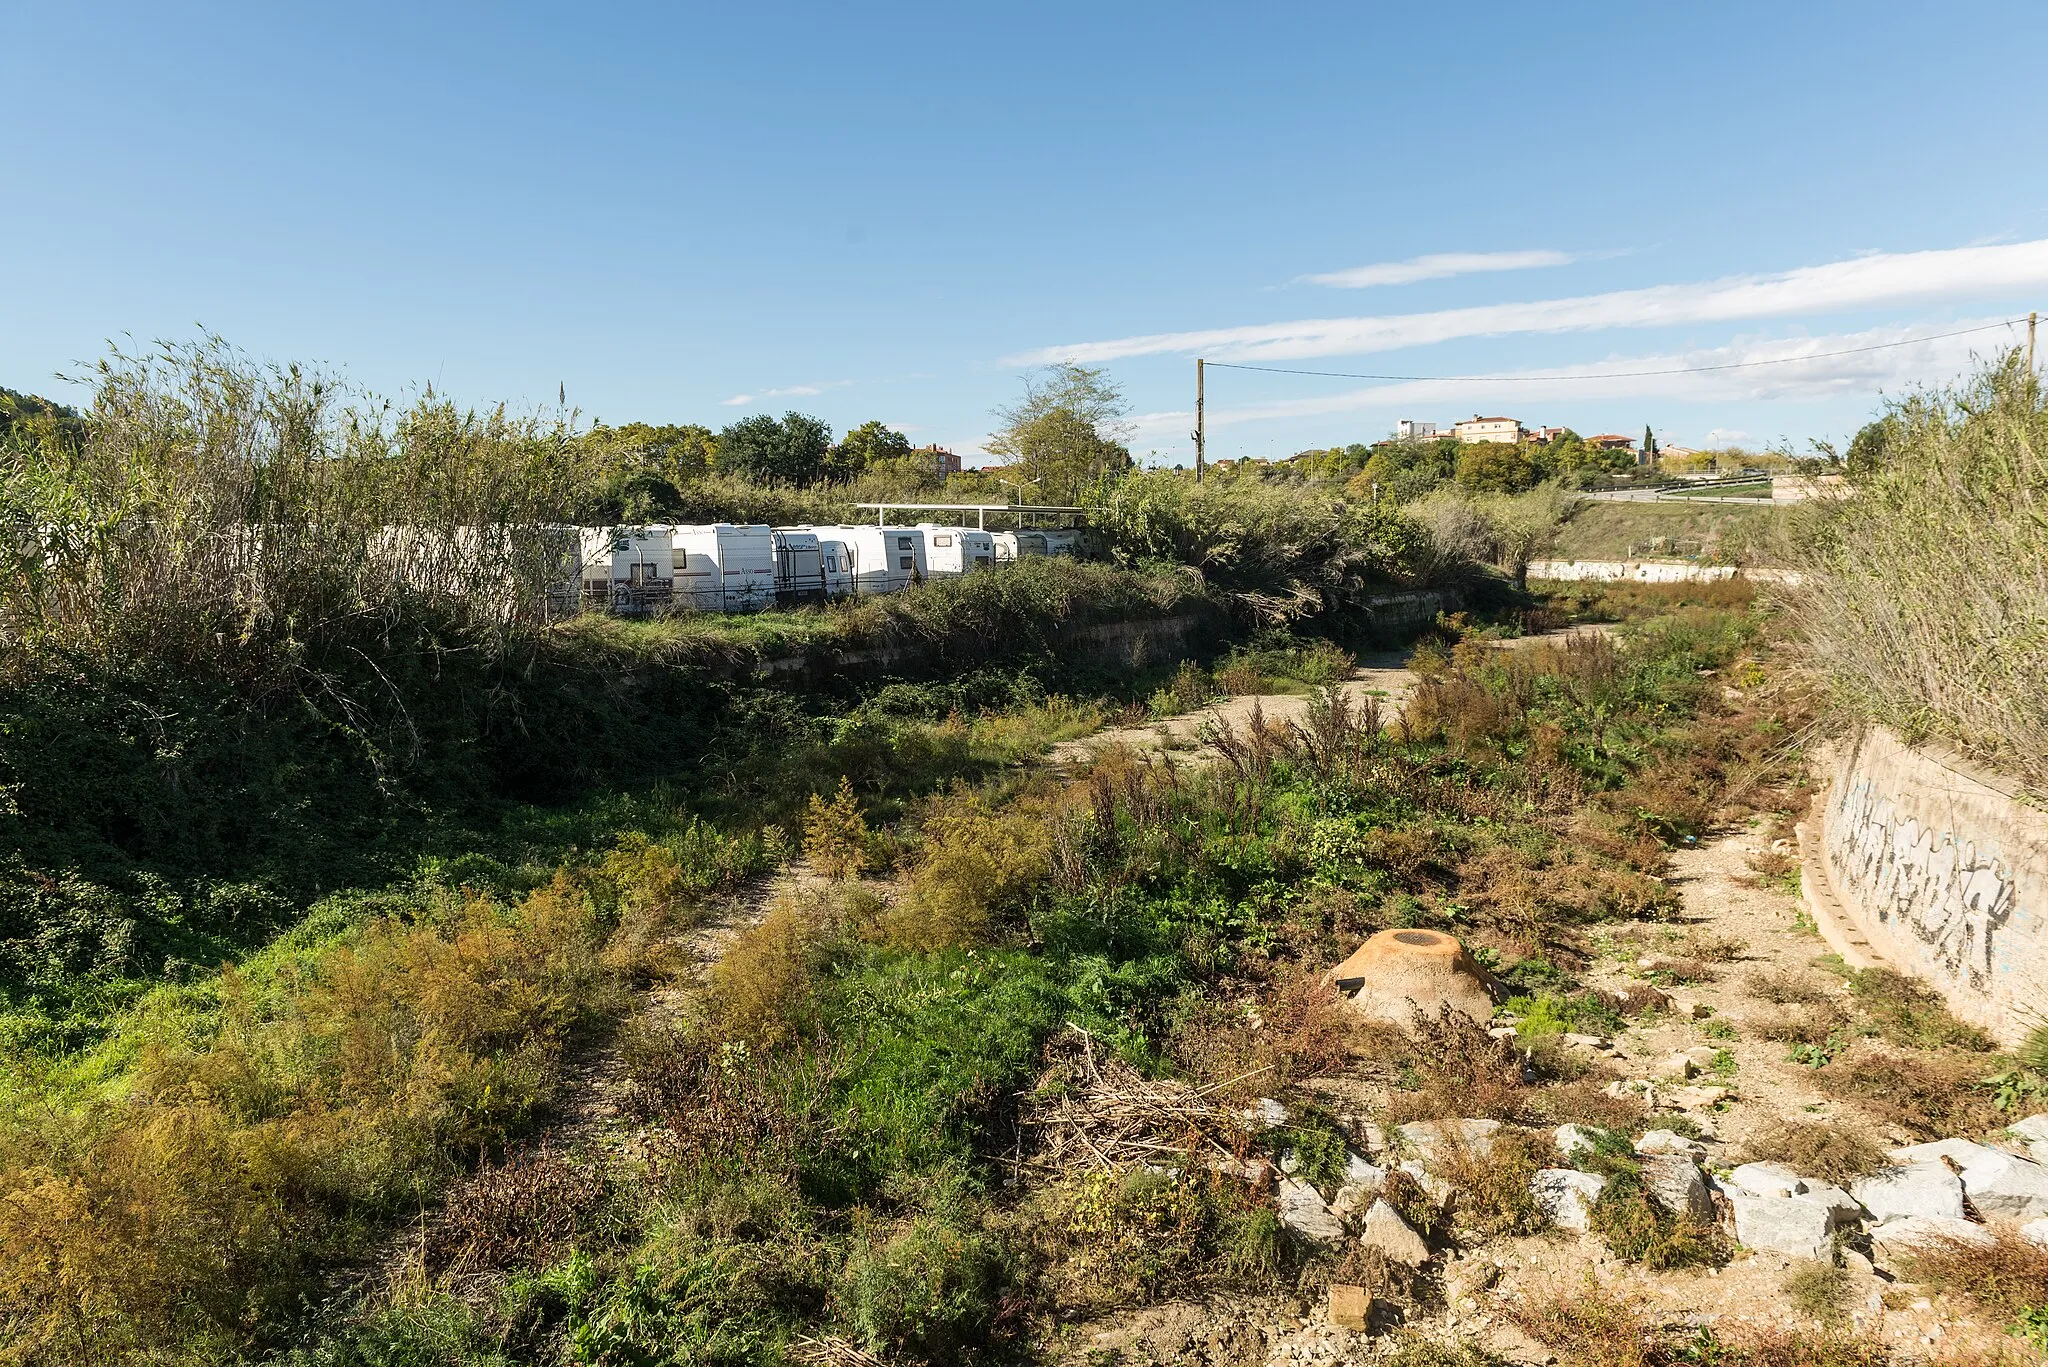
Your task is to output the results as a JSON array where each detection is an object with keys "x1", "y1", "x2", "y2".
[
  {"x1": 668, "y1": 523, "x2": 776, "y2": 613},
  {"x1": 579, "y1": 525, "x2": 674, "y2": 613},
  {"x1": 990, "y1": 529, "x2": 1048, "y2": 563},
  {"x1": 1038, "y1": 527, "x2": 1083, "y2": 558},
  {"x1": 917, "y1": 524, "x2": 996, "y2": 576},
  {"x1": 812, "y1": 530, "x2": 855, "y2": 599},
  {"x1": 812, "y1": 524, "x2": 927, "y2": 595},
  {"x1": 769, "y1": 528, "x2": 827, "y2": 606}
]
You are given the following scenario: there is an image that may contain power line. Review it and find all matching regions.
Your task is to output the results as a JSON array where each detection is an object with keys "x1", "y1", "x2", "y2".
[{"x1": 1199, "y1": 317, "x2": 2026, "y2": 384}]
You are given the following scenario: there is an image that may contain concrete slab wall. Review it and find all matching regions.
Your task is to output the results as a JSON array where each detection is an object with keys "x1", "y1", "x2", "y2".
[
  {"x1": 1528, "y1": 559, "x2": 1804, "y2": 585},
  {"x1": 1806, "y1": 726, "x2": 2048, "y2": 1046}
]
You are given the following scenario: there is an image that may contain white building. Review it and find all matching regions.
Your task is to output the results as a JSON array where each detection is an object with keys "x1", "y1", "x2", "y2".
[
  {"x1": 1454, "y1": 415, "x2": 1523, "y2": 444},
  {"x1": 1396, "y1": 419, "x2": 1437, "y2": 441}
]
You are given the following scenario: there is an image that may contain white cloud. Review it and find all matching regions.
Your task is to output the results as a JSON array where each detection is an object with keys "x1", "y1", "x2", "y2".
[
  {"x1": 1298, "y1": 249, "x2": 1576, "y2": 289},
  {"x1": 1011, "y1": 240, "x2": 2048, "y2": 366},
  {"x1": 719, "y1": 380, "x2": 852, "y2": 407},
  {"x1": 1122, "y1": 318, "x2": 2021, "y2": 442},
  {"x1": 1704, "y1": 427, "x2": 1753, "y2": 447}
]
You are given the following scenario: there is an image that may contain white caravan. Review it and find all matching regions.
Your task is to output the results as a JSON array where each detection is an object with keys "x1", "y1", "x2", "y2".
[
  {"x1": 578, "y1": 525, "x2": 674, "y2": 613},
  {"x1": 990, "y1": 529, "x2": 1048, "y2": 563},
  {"x1": 769, "y1": 528, "x2": 828, "y2": 606},
  {"x1": 811, "y1": 530, "x2": 855, "y2": 599},
  {"x1": 917, "y1": 525, "x2": 996, "y2": 576},
  {"x1": 667, "y1": 523, "x2": 776, "y2": 613},
  {"x1": 812, "y1": 525, "x2": 927, "y2": 595},
  {"x1": 1039, "y1": 528, "x2": 1084, "y2": 558}
]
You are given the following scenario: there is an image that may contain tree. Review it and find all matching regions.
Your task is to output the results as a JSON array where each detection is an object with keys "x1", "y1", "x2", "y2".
[
  {"x1": 987, "y1": 363, "x2": 1134, "y2": 502},
  {"x1": 1642, "y1": 425, "x2": 1659, "y2": 465},
  {"x1": 1453, "y1": 440, "x2": 1540, "y2": 493},
  {"x1": 1844, "y1": 416, "x2": 1898, "y2": 480},
  {"x1": 716, "y1": 411, "x2": 835, "y2": 484},
  {"x1": 831, "y1": 420, "x2": 913, "y2": 480}
]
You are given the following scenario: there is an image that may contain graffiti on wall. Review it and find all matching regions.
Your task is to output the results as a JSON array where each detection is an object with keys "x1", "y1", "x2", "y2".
[{"x1": 1827, "y1": 779, "x2": 2018, "y2": 992}]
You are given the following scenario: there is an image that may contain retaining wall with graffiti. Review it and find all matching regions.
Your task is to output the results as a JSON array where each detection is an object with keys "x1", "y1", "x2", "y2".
[{"x1": 1805, "y1": 726, "x2": 2047, "y2": 1046}]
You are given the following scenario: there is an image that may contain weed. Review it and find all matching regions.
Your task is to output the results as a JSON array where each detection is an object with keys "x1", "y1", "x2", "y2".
[
  {"x1": 804, "y1": 777, "x2": 873, "y2": 880},
  {"x1": 1903, "y1": 1226, "x2": 2048, "y2": 1334},
  {"x1": 1589, "y1": 1170, "x2": 1729, "y2": 1270},
  {"x1": 1740, "y1": 1118, "x2": 1889, "y2": 1185},
  {"x1": 1814, "y1": 1045, "x2": 2006, "y2": 1138},
  {"x1": 1437, "y1": 1127, "x2": 1546, "y2": 1239},
  {"x1": 1031, "y1": 1167, "x2": 1211, "y2": 1309},
  {"x1": 1846, "y1": 967, "x2": 1996, "y2": 1052},
  {"x1": 882, "y1": 791, "x2": 1051, "y2": 950},
  {"x1": 836, "y1": 1218, "x2": 1007, "y2": 1360},
  {"x1": 1782, "y1": 1259, "x2": 1852, "y2": 1325}
]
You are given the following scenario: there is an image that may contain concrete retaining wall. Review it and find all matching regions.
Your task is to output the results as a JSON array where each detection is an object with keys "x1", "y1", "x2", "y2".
[
  {"x1": 1528, "y1": 559, "x2": 1803, "y2": 585},
  {"x1": 1800, "y1": 726, "x2": 2048, "y2": 1046}
]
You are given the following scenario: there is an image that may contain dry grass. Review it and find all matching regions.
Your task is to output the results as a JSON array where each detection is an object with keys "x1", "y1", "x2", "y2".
[
  {"x1": 1903, "y1": 1226, "x2": 2048, "y2": 1327},
  {"x1": 708, "y1": 896, "x2": 821, "y2": 1048},
  {"x1": 1379, "y1": 1012, "x2": 1530, "y2": 1125},
  {"x1": 1512, "y1": 1282, "x2": 1899, "y2": 1367},
  {"x1": 1435, "y1": 1127, "x2": 1546, "y2": 1239},
  {"x1": 1172, "y1": 969, "x2": 1353, "y2": 1099},
  {"x1": 1784, "y1": 352, "x2": 2048, "y2": 787},
  {"x1": 1814, "y1": 1044, "x2": 2006, "y2": 1138},
  {"x1": 1748, "y1": 967, "x2": 1837, "y2": 1006},
  {"x1": 1741, "y1": 1118, "x2": 1890, "y2": 1185},
  {"x1": 882, "y1": 790, "x2": 1051, "y2": 950}
]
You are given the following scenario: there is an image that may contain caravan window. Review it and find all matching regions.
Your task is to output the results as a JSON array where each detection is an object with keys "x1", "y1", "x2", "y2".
[
  {"x1": 898, "y1": 555, "x2": 914, "y2": 570},
  {"x1": 896, "y1": 536, "x2": 913, "y2": 549},
  {"x1": 825, "y1": 554, "x2": 838, "y2": 571},
  {"x1": 933, "y1": 534, "x2": 953, "y2": 547}
]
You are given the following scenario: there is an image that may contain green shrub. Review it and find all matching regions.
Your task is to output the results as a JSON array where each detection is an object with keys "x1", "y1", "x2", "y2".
[{"x1": 837, "y1": 1218, "x2": 1005, "y2": 1360}]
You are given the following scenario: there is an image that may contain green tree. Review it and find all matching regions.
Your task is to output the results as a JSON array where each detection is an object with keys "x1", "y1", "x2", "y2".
[
  {"x1": 1844, "y1": 416, "x2": 1898, "y2": 480},
  {"x1": 1453, "y1": 440, "x2": 1540, "y2": 493},
  {"x1": 986, "y1": 363, "x2": 1134, "y2": 502},
  {"x1": 831, "y1": 420, "x2": 914, "y2": 480},
  {"x1": 1642, "y1": 425, "x2": 1659, "y2": 465},
  {"x1": 717, "y1": 412, "x2": 835, "y2": 484}
]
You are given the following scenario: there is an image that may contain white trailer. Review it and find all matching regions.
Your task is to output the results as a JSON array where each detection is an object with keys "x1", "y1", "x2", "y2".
[
  {"x1": 917, "y1": 524, "x2": 996, "y2": 576},
  {"x1": 1039, "y1": 528, "x2": 1084, "y2": 558},
  {"x1": 811, "y1": 524, "x2": 927, "y2": 595},
  {"x1": 991, "y1": 529, "x2": 1048, "y2": 563},
  {"x1": 813, "y1": 530, "x2": 855, "y2": 599},
  {"x1": 770, "y1": 528, "x2": 828, "y2": 606},
  {"x1": 667, "y1": 523, "x2": 776, "y2": 613},
  {"x1": 578, "y1": 525, "x2": 674, "y2": 613}
]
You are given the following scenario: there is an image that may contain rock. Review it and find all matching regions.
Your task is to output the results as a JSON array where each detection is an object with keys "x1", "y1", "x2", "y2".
[
  {"x1": 1796, "y1": 1180, "x2": 1866, "y2": 1227},
  {"x1": 1652, "y1": 1052, "x2": 1697, "y2": 1081},
  {"x1": 1636, "y1": 1129, "x2": 1708, "y2": 1161},
  {"x1": 2020, "y1": 1217, "x2": 2048, "y2": 1249},
  {"x1": 1640, "y1": 1154, "x2": 1714, "y2": 1222},
  {"x1": 1870, "y1": 1215, "x2": 1995, "y2": 1257},
  {"x1": 1278, "y1": 1178, "x2": 1346, "y2": 1248},
  {"x1": 2008, "y1": 1114, "x2": 2048, "y2": 1143},
  {"x1": 1890, "y1": 1138, "x2": 2048, "y2": 1219},
  {"x1": 1357, "y1": 1197, "x2": 1430, "y2": 1265},
  {"x1": 1531, "y1": 1168, "x2": 1608, "y2": 1231},
  {"x1": 1446, "y1": 1257, "x2": 1501, "y2": 1301},
  {"x1": 1327, "y1": 1283, "x2": 1372, "y2": 1330},
  {"x1": 1727, "y1": 1162, "x2": 1803, "y2": 1198},
  {"x1": 1344, "y1": 1151, "x2": 1386, "y2": 1187},
  {"x1": 1331, "y1": 1182, "x2": 1379, "y2": 1221},
  {"x1": 1206, "y1": 1156, "x2": 1275, "y2": 1188},
  {"x1": 1323, "y1": 928, "x2": 1496, "y2": 1029},
  {"x1": 1605, "y1": 1078, "x2": 1659, "y2": 1104},
  {"x1": 1683, "y1": 1045, "x2": 1722, "y2": 1068},
  {"x1": 1851, "y1": 1162, "x2": 1966, "y2": 1225},
  {"x1": 1729, "y1": 1191, "x2": 1835, "y2": 1260},
  {"x1": 1398, "y1": 1158, "x2": 1455, "y2": 1205},
  {"x1": 1563, "y1": 1032, "x2": 1607, "y2": 1048},
  {"x1": 1554, "y1": 1123, "x2": 1614, "y2": 1161},
  {"x1": 1487, "y1": 1025, "x2": 1519, "y2": 1040},
  {"x1": 1240, "y1": 1097, "x2": 1290, "y2": 1131},
  {"x1": 1398, "y1": 1118, "x2": 1502, "y2": 1162},
  {"x1": 1668, "y1": 1084, "x2": 1731, "y2": 1109},
  {"x1": 1843, "y1": 1249, "x2": 1875, "y2": 1277}
]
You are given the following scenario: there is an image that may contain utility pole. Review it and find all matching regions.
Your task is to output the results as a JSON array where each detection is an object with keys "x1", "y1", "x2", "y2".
[
  {"x1": 2030, "y1": 312, "x2": 2038, "y2": 374},
  {"x1": 1192, "y1": 358, "x2": 1206, "y2": 483}
]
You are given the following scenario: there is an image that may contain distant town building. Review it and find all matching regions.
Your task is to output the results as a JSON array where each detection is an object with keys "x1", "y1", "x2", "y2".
[
  {"x1": 1526, "y1": 426, "x2": 1569, "y2": 444},
  {"x1": 1396, "y1": 419, "x2": 1438, "y2": 441},
  {"x1": 1586, "y1": 433, "x2": 1637, "y2": 452},
  {"x1": 923, "y1": 444, "x2": 962, "y2": 477},
  {"x1": 1454, "y1": 415, "x2": 1524, "y2": 444}
]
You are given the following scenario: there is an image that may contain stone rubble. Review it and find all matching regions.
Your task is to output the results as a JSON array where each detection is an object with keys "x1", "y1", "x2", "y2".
[
  {"x1": 1276, "y1": 1177, "x2": 1346, "y2": 1248},
  {"x1": 1356, "y1": 1197, "x2": 1430, "y2": 1265},
  {"x1": 1531, "y1": 1168, "x2": 1607, "y2": 1231}
]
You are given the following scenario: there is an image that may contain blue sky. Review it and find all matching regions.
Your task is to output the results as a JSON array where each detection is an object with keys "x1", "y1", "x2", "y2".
[{"x1": 7, "y1": 2, "x2": 2048, "y2": 463}]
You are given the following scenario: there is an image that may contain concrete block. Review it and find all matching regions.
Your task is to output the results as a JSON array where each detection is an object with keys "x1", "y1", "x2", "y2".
[
  {"x1": 1851, "y1": 1162, "x2": 1965, "y2": 1225},
  {"x1": 1532, "y1": 1168, "x2": 1608, "y2": 1232},
  {"x1": 1328, "y1": 1283, "x2": 1372, "y2": 1330},
  {"x1": 1324, "y1": 928, "x2": 1495, "y2": 1029}
]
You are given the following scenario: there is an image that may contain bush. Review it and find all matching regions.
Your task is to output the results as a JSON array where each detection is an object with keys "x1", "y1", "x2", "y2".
[
  {"x1": 1031, "y1": 1167, "x2": 1212, "y2": 1308},
  {"x1": 804, "y1": 777, "x2": 872, "y2": 880},
  {"x1": 837, "y1": 1218, "x2": 1006, "y2": 1359},
  {"x1": 708, "y1": 898, "x2": 819, "y2": 1048},
  {"x1": 1787, "y1": 352, "x2": 2048, "y2": 784},
  {"x1": 1588, "y1": 1168, "x2": 1729, "y2": 1270},
  {"x1": 883, "y1": 794, "x2": 1051, "y2": 951},
  {"x1": 1740, "y1": 1118, "x2": 1889, "y2": 1186}
]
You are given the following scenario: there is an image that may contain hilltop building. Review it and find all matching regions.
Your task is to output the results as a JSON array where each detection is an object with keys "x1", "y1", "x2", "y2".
[
  {"x1": 1396, "y1": 419, "x2": 1438, "y2": 441},
  {"x1": 1454, "y1": 415, "x2": 1524, "y2": 444}
]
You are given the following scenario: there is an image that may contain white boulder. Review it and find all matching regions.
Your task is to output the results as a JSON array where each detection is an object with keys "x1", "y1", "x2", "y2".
[
  {"x1": 1398, "y1": 1118, "x2": 1501, "y2": 1161},
  {"x1": 2020, "y1": 1217, "x2": 2048, "y2": 1249},
  {"x1": 1531, "y1": 1168, "x2": 1608, "y2": 1232},
  {"x1": 1554, "y1": 1124, "x2": 1613, "y2": 1162},
  {"x1": 1851, "y1": 1162, "x2": 1966, "y2": 1225},
  {"x1": 1729, "y1": 1191, "x2": 1835, "y2": 1260},
  {"x1": 1870, "y1": 1215, "x2": 1995, "y2": 1258},
  {"x1": 1357, "y1": 1197, "x2": 1430, "y2": 1265},
  {"x1": 1278, "y1": 1178, "x2": 1346, "y2": 1248},
  {"x1": 1636, "y1": 1129, "x2": 1708, "y2": 1161},
  {"x1": 1242, "y1": 1097, "x2": 1290, "y2": 1130},
  {"x1": 1640, "y1": 1154, "x2": 1714, "y2": 1222},
  {"x1": 1891, "y1": 1138, "x2": 2048, "y2": 1220},
  {"x1": 1726, "y1": 1162, "x2": 1803, "y2": 1198}
]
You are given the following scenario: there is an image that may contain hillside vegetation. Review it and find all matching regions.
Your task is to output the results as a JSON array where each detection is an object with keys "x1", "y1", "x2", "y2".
[{"x1": 1786, "y1": 351, "x2": 2048, "y2": 788}]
